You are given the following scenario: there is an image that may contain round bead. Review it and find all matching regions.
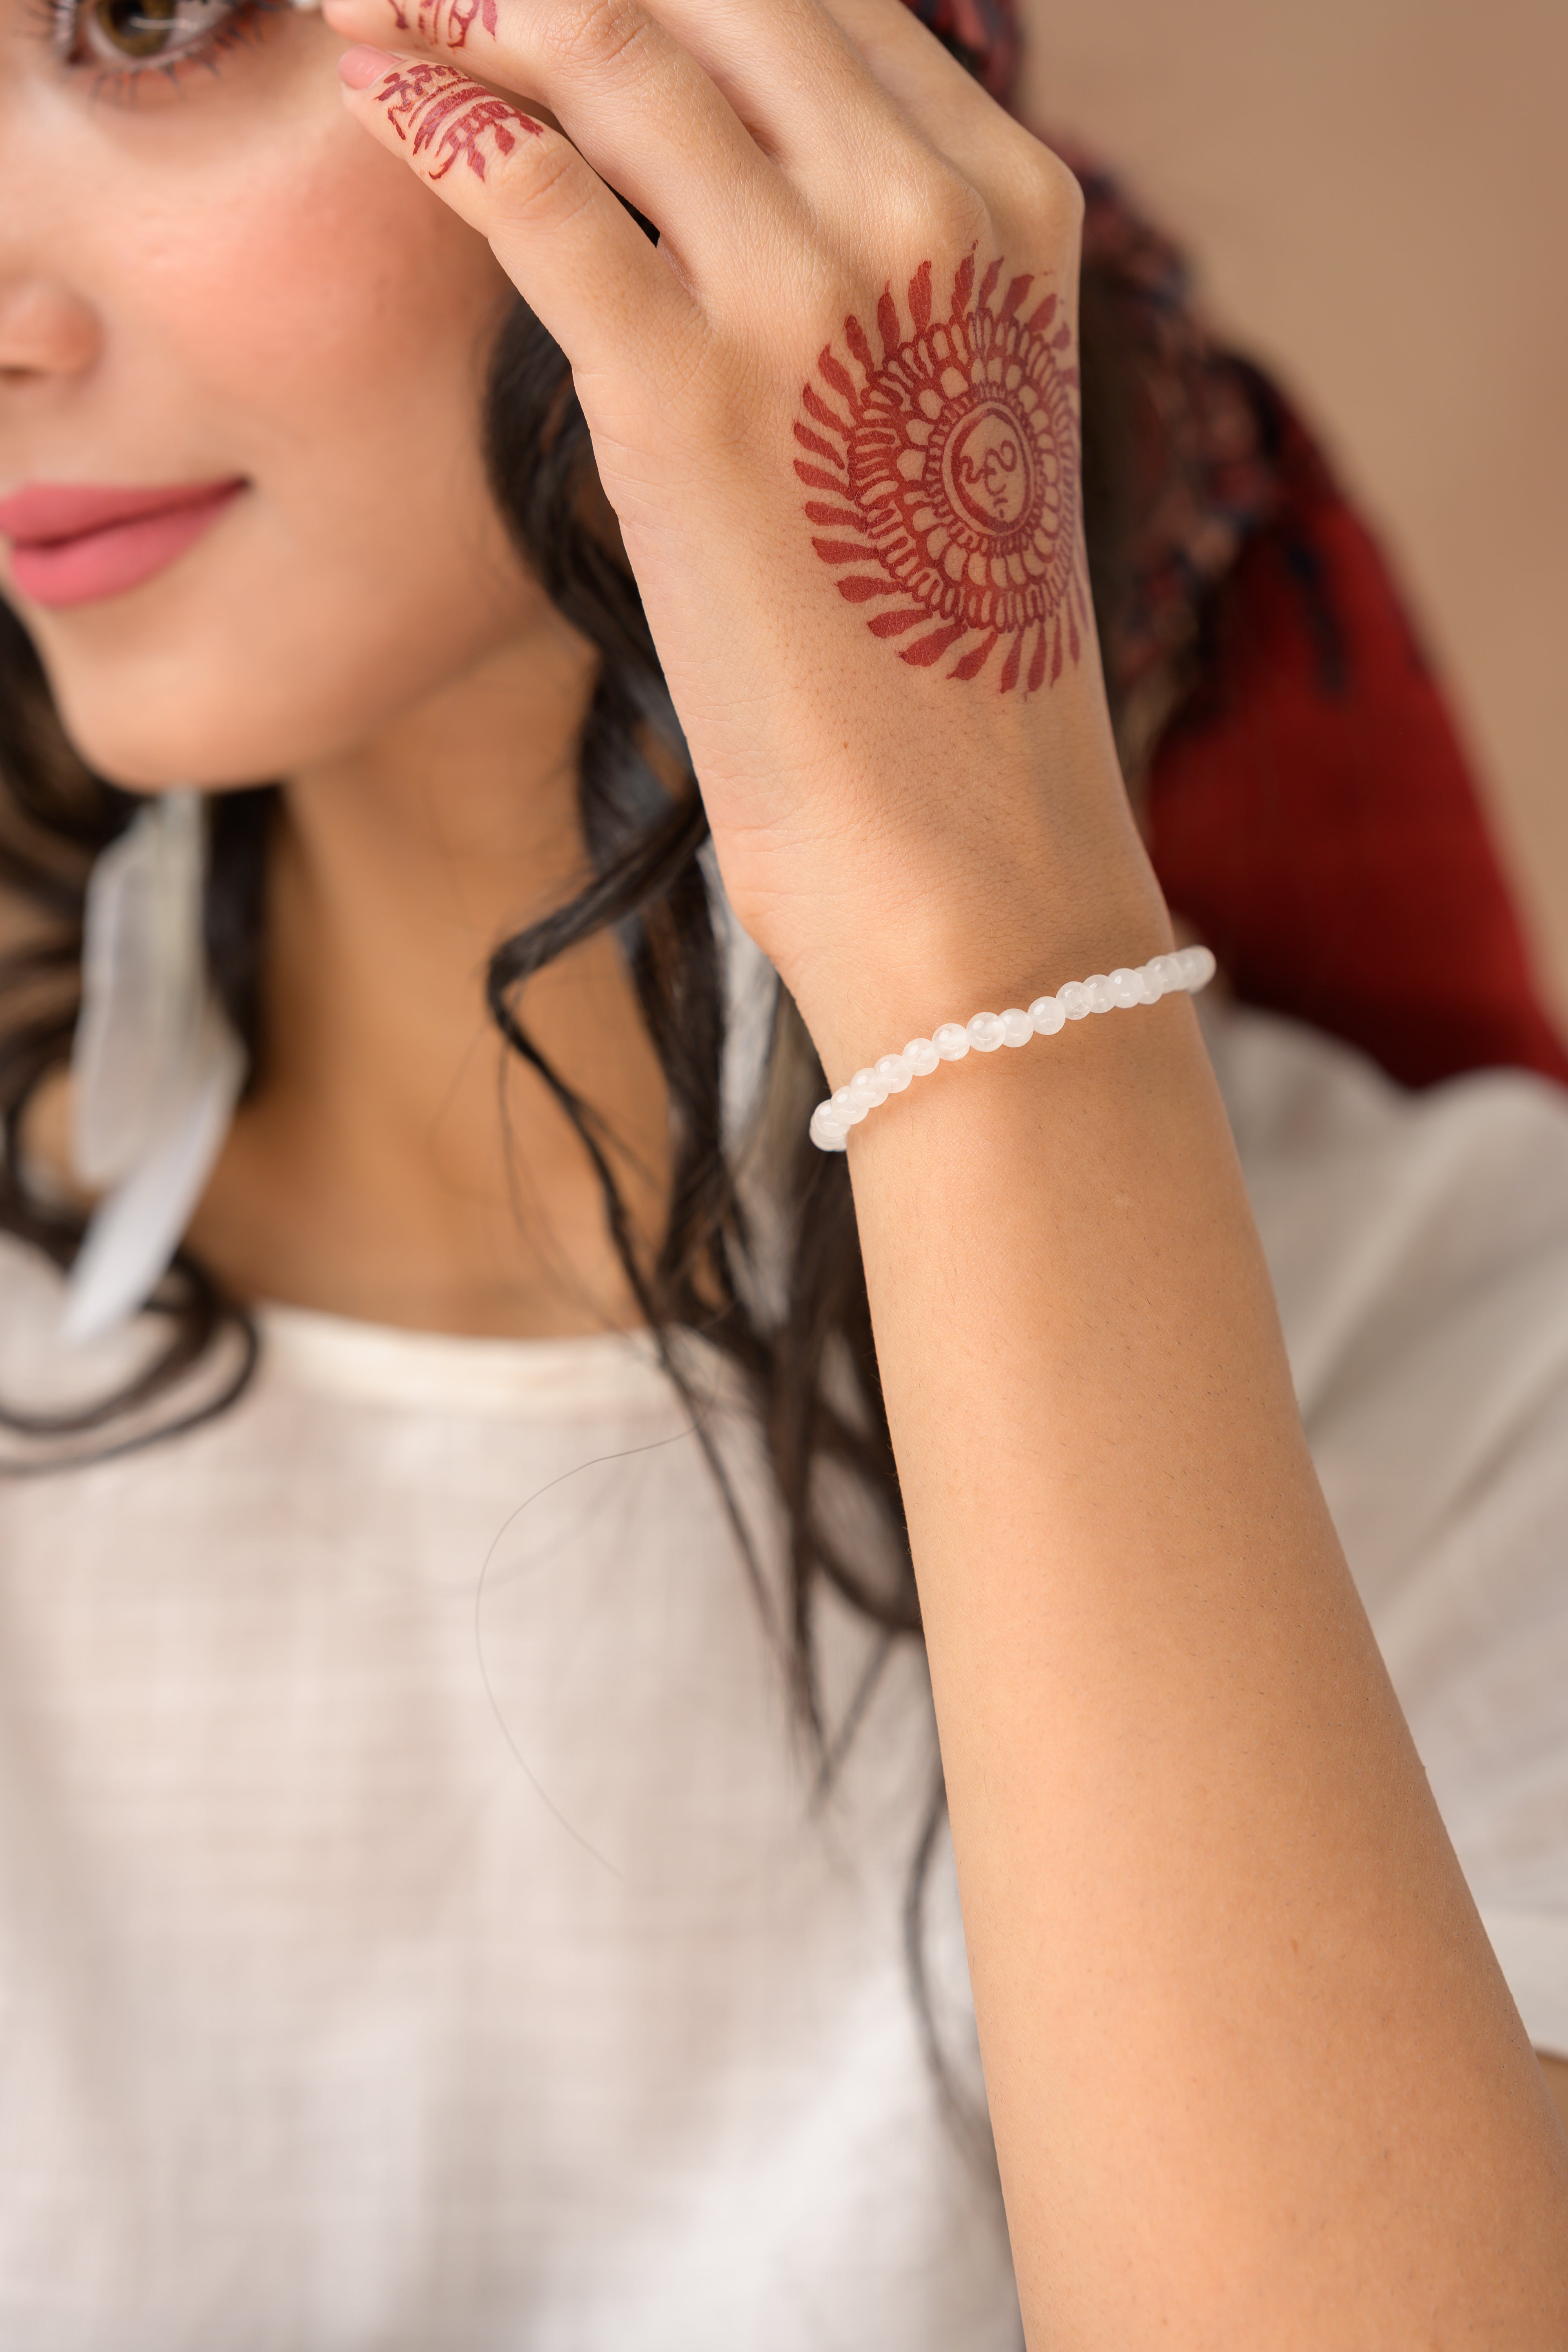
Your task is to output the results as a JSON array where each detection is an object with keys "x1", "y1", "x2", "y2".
[{"x1": 808, "y1": 946, "x2": 1213, "y2": 1147}]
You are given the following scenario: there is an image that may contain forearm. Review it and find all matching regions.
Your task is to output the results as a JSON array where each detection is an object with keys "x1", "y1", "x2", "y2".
[
  {"x1": 806, "y1": 868, "x2": 1568, "y2": 2345},
  {"x1": 331, "y1": 0, "x2": 1568, "y2": 2311}
]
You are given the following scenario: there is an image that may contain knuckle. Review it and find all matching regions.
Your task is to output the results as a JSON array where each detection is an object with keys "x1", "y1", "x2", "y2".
[
  {"x1": 879, "y1": 159, "x2": 987, "y2": 256},
  {"x1": 1023, "y1": 143, "x2": 1086, "y2": 235},
  {"x1": 933, "y1": 172, "x2": 992, "y2": 251},
  {"x1": 541, "y1": 0, "x2": 655, "y2": 78},
  {"x1": 983, "y1": 138, "x2": 1085, "y2": 263},
  {"x1": 499, "y1": 136, "x2": 593, "y2": 226}
]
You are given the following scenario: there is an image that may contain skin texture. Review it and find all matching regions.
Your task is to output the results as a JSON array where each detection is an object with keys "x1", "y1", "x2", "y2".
[{"x1": 2, "y1": 0, "x2": 1567, "y2": 2338}]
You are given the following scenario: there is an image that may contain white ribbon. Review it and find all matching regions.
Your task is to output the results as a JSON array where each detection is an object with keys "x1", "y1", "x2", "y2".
[{"x1": 63, "y1": 792, "x2": 246, "y2": 1347}]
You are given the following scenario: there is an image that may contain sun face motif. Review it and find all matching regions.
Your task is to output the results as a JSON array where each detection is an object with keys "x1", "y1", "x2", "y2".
[{"x1": 794, "y1": 254, "x2": 1088, "y2": 692}]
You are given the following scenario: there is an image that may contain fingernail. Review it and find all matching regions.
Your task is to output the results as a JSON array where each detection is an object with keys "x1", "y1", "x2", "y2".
[{"x1": 338, "y1": 44, "x2": 396, "y2": 88}]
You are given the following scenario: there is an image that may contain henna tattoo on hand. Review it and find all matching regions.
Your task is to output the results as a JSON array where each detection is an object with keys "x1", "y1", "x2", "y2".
[
  {"x1": 374, "y1": 58, "x2": 540, "y2": 181},
  {"x1": 795, "y1": 254, "x2": 1088, "y2": 692},
  {"x1": 386, "y1": 0, "x2": 496, "y2": 51}
]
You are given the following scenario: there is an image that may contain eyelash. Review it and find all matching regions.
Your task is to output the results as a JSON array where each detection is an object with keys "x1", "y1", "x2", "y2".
[{"x1": 34, "y1": 0, "x2": 287, "y2": 97}]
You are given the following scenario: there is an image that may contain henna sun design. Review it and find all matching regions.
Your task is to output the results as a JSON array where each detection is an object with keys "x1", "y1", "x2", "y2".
[
  {"x1": 374, "y1": 59, "x2": 541, "y2": 181},
  {"x1": 795, "y1": 253, "x2": 1087, "y2": 691}
]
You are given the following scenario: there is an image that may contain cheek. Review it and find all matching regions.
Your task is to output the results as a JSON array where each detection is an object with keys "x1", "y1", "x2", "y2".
[
  {"x1": 165, "y1": 110, "x2": 501, "y2": 441},
  {"x1": 40, "y1": 86, "x2": 550, "y2": 788}
]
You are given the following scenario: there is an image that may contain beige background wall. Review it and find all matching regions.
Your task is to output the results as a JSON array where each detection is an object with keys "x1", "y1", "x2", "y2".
[{"x1": 1018, "y1": 0, "x2": 1568, "y2": 1022}]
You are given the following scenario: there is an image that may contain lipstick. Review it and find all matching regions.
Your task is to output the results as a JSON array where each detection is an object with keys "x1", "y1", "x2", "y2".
[{"x1": 0, "y1": 478, "x2": 248, "y2": 610}]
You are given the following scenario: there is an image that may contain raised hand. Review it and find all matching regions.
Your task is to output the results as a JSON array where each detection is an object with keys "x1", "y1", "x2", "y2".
[{"x1": 326, "y1": 0, "x2": 1160, "y2": 1048}]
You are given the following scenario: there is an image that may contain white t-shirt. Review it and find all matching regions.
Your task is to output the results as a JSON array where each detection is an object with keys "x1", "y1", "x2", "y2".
[{"x1": 0, "y1": 1000, "x2": 1564, "y2": 2349}]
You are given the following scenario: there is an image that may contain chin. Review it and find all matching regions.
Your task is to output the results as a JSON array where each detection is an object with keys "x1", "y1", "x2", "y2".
[
  {"x1": 38, "y1": 648, "x2": 330, "y2": 795},
  {"x1": 27, "y1": 595, "x2": 525, "y2": 796}
]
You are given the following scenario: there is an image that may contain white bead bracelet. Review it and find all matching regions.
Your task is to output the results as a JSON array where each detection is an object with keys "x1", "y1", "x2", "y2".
[{"x1": 808, "y1": 946, "x2": 1216, "y2": 1152}]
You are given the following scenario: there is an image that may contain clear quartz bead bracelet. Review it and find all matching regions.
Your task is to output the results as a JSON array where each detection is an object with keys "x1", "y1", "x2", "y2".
[{"x1": 808, "y1": 946, "x2": 1216, "y2": 1152}]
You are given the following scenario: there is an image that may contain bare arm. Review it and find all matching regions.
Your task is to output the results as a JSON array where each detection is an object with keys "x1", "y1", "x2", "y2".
[
  {"x1": 328, "y1": 0, "x2": 1568, "y2": 2328},
  {"x1": 810, "y1": 900, "x2": 1568, "y2": 2341},
  {"x1": 1545, "y1": 2056, "x2": 1568, "y2": 2134}
]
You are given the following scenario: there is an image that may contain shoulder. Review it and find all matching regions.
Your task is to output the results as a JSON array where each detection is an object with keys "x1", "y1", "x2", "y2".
[
  {"x1": 1209, "y1": 998, "x2": 1568, "y2": 1444},
  {"x1": 1208, "y1": 998, "x2": 1568, "y2": 1595}
]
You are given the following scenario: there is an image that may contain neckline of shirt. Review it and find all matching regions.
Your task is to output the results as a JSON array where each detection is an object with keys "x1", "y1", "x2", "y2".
[{"x1": 254, "y1": 1301, "x2": 709, "y2": 1418}]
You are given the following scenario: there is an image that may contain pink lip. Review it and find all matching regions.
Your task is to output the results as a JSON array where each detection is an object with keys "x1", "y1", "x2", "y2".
[{"x1": 0, "y1": 478, "x2": 247, "y2": 610}]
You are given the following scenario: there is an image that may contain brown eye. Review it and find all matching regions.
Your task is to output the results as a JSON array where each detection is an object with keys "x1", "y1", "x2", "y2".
[{"x1": 78, "y1": 0, "x2": 238, "y2": 65}]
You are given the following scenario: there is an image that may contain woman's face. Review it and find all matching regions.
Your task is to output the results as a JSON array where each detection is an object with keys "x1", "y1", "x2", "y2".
[{"x1": 0, "y1": 0, "x2": 552, "y2": 789}]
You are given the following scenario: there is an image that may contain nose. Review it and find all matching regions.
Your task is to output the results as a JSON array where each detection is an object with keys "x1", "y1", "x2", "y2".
[{"x1": 0, "y1": 279, "x2": 101, "y2": 386}]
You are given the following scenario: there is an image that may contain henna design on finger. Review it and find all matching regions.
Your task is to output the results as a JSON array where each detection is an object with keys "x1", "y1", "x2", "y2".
[
  {"x1": 387, "y1": 0, "x2": 496, "y2": 51},
  {"x1": 374, "y1": 58, "x2": 541, "y2": 180},
  {"x1": 795, "y1": 253, "x2": 1088, "y2": 692}
]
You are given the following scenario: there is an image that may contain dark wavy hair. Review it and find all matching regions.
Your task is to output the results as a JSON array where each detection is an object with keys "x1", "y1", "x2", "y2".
[{"x1": 0, "y1": 200, "x2": 1160, "y2": 2080}]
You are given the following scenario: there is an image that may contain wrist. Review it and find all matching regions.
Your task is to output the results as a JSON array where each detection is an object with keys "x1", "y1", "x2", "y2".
[{"x1": 780, "y1": 828, "x2": 1172, "y2": 1090}]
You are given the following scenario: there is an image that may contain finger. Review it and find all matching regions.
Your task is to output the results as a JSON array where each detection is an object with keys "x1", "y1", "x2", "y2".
[
  {"x1": 571, "y1": 0, "x2": 908, "y2": 181},
  {"x1": 336, "y1": 48, "x2": 688, "y2": 377},
  {"x1": 350, "y1": 0, "x2": 935, "y2": 206},
  {"x1": 573, "y1": 0, "x2": 1033, "y2": 201},
  {"x1": 326, "y1": 0, "x2": 782, "y2": 264},
  {"x1": 815, "y1": 0, "x2": 1050, "y2": 185}
]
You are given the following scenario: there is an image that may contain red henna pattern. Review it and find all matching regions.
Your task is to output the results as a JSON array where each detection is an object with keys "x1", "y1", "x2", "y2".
[
  {"x1": 387, "y1": 0, "x2": 497, "y2": 51},
  {"x1": 795, "y1": 254, "x2": 1088, "y2": 691},
  {"x1": 375, "y1": 59, "x2": 541, "y2": 181}
]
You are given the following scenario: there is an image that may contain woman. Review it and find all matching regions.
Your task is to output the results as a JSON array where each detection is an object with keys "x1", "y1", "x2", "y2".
[{"x1": 0, "y1": 0, "x2": 1565, "y2": 2337}]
